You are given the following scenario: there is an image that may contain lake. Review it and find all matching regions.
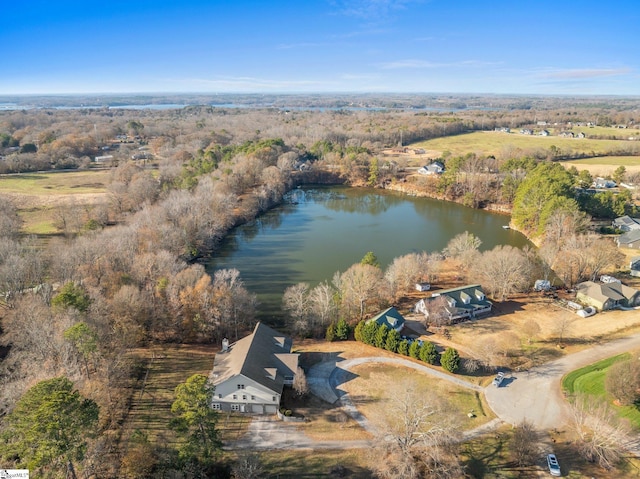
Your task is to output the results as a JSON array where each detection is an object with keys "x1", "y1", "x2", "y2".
[{"x1": 207, "y1": 186, "x2": 532, "y2": 323}]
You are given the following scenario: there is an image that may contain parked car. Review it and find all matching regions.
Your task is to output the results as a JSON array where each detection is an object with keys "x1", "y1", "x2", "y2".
[
  {"x1": 492, "y1": 371, "x2": 505, "y2": 387},
  {"x1": 576, "y1": 306, "x2": 596, "y2": 318},
  {"x1": 547, "y1": 453, "x2": 561, "y2": 476},
  {"x1": 600, "y1": 275, "x2": 621, "y2": 284}
]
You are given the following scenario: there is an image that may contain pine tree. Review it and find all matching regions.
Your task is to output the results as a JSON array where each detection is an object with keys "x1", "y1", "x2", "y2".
[{"x1": 441, "y1": 347, "x2": 460, "y2": 373}]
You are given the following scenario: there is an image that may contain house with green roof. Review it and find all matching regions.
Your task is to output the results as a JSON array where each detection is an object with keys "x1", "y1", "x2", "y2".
[{"x1": 366, "y1": 306, "x2": 405, "y2": 332}]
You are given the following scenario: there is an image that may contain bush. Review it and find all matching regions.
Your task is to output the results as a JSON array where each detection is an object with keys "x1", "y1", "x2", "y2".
[
  {"x1": 354, "y1": 320, "x2": 365, "y2": 342},
  {"x1": 419, "y1": 341, "x2": 440, "y2": 365},
  {"x1": 325, "y1": 323, "x2": 336, "y2": 342},
  {"x1": 335, "y1": 318, "x2": 350, "y2": 340},
  {"x1": 397, "y1": 339, "x2": 410, "y2": 356},
  {"x1": 441, "y1": 347, "x2": 460, "y2": 373},
  {"x1": 408, "y1": 340, "x2": 421, "y2": 359},
  {"x1": 374, "y1": 324, "x2": 388, "y2": 349},
  {"x1": 384, "y1": 328, "x2": 400, "y2": 353}
]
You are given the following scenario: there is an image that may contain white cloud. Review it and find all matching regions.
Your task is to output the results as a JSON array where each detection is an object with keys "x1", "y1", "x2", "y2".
[{"x1": 540, "y1": 68, "x2": 632, "y2": 79}]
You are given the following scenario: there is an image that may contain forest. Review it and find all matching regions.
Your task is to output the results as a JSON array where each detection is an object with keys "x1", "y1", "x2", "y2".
[{"x1": 1, "y1": 94, "x2": 639, "y2": 478}]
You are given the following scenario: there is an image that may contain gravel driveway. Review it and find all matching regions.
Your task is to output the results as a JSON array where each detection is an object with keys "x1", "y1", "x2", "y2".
[{"x1": 484, "y1": 331, "x2": 640, "y2": 431}]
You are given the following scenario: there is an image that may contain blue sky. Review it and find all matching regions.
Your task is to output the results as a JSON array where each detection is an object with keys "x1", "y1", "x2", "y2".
[{"x1": 2, "y1": 0, "x2": 638, "y2": 95}]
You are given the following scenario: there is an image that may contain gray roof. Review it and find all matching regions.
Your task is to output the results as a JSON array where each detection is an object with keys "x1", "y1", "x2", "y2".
[
  {"x1": 211, "y1": 322, "x2": 298, "y2": 395},
  {"x1": 576, "y1": 281, "x2": 639, "y2": 304},
  {"x1": 618, "y1": 229, "x2": 640, "y2": 245}
]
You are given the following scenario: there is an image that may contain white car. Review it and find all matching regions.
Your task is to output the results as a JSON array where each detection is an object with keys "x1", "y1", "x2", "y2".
[
  {"x1": 547, "y1": 454, "x2": 561, "y2": 476},
  {"x1": 576, "y1": 306, "x2": 596, "y2": 318},
  {"x1": 492, "y1": 371, "x2": 505, "y2": 387}
]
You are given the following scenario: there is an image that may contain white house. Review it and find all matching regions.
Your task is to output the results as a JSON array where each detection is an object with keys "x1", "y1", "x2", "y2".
[
  {"x1": 417, "y1": 161, "x2": 445, "y2": 175},
  {"x1": 209, "y1": 323, "x2": 299, "y2": 414}
]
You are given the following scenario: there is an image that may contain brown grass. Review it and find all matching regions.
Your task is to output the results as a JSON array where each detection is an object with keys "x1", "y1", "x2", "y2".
[{"x1": 258, "y1": 449, "x2": 374, "y2": 478}]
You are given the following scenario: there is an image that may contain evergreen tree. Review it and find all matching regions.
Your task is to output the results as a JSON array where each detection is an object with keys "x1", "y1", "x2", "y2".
[
  {"x1": 408, "y1": 340, "x2": 421, "y2": 359},
  {"x1": 360, "y1": 320, "x2": 379, "y2": 345},
  {"x1": 51, "y1": 281, "x2": 91, "y2": 312},
  {"x1": 397, "y1": 339, "x2": 410, "y2": 356},
  {"x1": 170, "y1": 374, "x2": 222, "y2": 463},
  {"x1": 335, "y1": 317, "x2": 350, "y2": 340},
  {"x1": 374, "y1": 324, "x2": 389, "y2": 349},
  {"x1": 384, "y1": 328, "x2": 400, "y2": 353},
  {"x1": 325, "y1": 322, "x2": 336, "y2": 342},
  {"x1": 2, "y1": 377, "x2": 99, "y2": 475},
  {"x1": 360, "y1": 251, "x2": 380, "y2": 268},
  {"x1": 441, "y1": 347, "x2": 460, "y2": 373},
  {"x1": 354, "y1": 320, "x2": 366, "y2": 342},
  {"x1": 419, "y1": 341, "x2": 440, "y2": 365}
]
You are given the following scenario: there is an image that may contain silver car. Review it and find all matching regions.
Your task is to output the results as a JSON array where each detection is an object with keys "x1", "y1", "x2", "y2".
[{"x1": 547, "y1": 454, "x2": 561, "y2": 476}]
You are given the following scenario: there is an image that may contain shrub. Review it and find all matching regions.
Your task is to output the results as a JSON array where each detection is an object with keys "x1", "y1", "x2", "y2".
[
  {"x1": 397, "y1": 339, "x2": 410, "y2": 356},
  {"x1": 384, "y1": 328, "x2": 400, "y2": 353},
  {"x1": 325, "y1": 323, "x2": 336, "y2": 342},
  {"x1": 335, "y1": 318, "x2": 350, "y2": 340},
  {"x1": 441, "y1": 347, "x2": 460, "y2": 373},
  {"x1": 419, "y1": 341, "x2": 440, "y2": 365},
  {"x1": 408, "y1": 340, "x2": 421, "y2": 359}
]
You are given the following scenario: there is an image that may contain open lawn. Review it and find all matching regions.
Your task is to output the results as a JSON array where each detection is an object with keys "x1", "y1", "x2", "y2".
[
  {"x1": 124, "y1": 344, "x2": 251, "y2": 446},
  {"x1": 0, "y1": 169, "x2": 110, "y2": 235},
  {"x1": 257, "y1": 449, "x2": 373, "y2": 478},
  {"x1": 560, "y1": 156, "x2": 640, "y2": 177},
  {"x1": 561, "y1": 353, "x2": 640, "y2": 429},
  {"x1": 343, "y1": 362, "x2": 493, "y2": 431},
  {"x1": 408, "y1": 131, "x2": 627, "y2": 161}
]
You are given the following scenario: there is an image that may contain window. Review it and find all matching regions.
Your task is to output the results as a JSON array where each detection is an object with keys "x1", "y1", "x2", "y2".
[
  {"x1": 232, "y1": 394, "x2": 237, "y2": 400},
  {"x1": 212, "y1": 403, "x2": 221, "y2": 410},
  {"x1": 242, "y1": 395, "x2": 247, "y2": 400},
  {"x1": 231, "y1": 404, "x2": 240, "y2": 411},
  {"x1": 251, "y1": 395, "x2": 255, "y2": 401},
  {"x1": 237, "y1": 384, "x2": 245, "y2": 389},
  {"x1": 218, "y1": 394, "x2": 222, "y2": 399},
  {"x1": 272, "y1": 396, "x2": 276, "y2": 402}
]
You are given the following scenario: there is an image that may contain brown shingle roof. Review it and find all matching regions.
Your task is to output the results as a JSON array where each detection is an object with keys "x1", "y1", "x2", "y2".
[{"x1": 211, "y1": 322, "x2": 298, "y2": 395}]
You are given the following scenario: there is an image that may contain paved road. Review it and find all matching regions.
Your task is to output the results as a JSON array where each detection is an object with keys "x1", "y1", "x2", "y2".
[{"x1": 484, "y1": 332, "x2": 640, "y2": 431}]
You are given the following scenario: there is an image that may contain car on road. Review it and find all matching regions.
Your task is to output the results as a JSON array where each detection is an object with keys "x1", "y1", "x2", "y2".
[
  {"x1": 492, "y1": 371, "x2": 505, "y2": 387},
  {"x1": 547, "y1": 453, "x2": 561, "y2": 476},
  {"x1": 576, "y1": 306, "x2": 596, "y2": 318}
]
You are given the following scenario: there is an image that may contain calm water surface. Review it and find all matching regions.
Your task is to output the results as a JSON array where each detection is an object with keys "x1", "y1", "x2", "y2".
[{"x1": 207, "y1": 186, "x2": 532, "y2": 323}]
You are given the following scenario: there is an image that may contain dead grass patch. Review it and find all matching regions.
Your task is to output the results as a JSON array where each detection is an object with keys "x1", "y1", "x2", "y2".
[{"x1": 258, "y1": 449, "x2": 373, "y2": 478}]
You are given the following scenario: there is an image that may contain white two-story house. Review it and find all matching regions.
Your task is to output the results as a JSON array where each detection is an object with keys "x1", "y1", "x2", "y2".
[{"x1": 209, "y1": 322, "x2": 298, "y2": 414}]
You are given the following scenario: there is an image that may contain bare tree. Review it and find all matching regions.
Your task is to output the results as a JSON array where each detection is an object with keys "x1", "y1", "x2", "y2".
[
  {"x1": 334, "y1": 263, "x2": 390, "y2": 322},
  {"x1": 511, "y1": 420, "x2": 539, "y2": 467},
  {"x1": 232, "y1": 453, "x2": 265, "y2": 479},
  {"x1": 605, "y1": 356, "x2": 640, "y2": 406},
  {"x1": 442, "y1": 231, "x2": 482, "y2": 266},
  {"x1": 470, "y1": 245, "x2": 532, "y2": 301},
  {"x1": 282, "y1": 282, "x2": 312, "y2": 336},
  {"x1": 519, "y1": 319, "x2": 541, "y2": 344},
  {"x1": 422, "y1": 295, "x2": 452, "y2": 328},
  {"x1": 292, "y1": 366, "x2": 309, "y2": 397},
  {"x1": 570, "y1": 394, "x2": 632, "y2": 470},
  {"x1": 384, "y1": 252, "x2": 429, "y2": 299},
  {"x1": 370, "y1": 382, "x2": 463, "y2": 479}
]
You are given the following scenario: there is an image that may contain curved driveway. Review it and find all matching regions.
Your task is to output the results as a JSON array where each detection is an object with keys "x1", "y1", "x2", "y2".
[{"x1": 484, "y1": 332, "x2": 640, "y2": 431}]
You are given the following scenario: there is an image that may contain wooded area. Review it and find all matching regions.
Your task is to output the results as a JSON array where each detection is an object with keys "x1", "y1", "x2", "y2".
[{"x1": 1, "y1": 94, "x2": 639, "y2": 477}]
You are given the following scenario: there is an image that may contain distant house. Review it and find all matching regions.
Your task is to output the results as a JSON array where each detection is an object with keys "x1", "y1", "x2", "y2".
[
  {"x1": 417, "y1": 161, "x2": 445, "y2": 175},
  {"x1": 612, "y1": 215, "x2": 640, "y2": 232},
  {"x1": 559, "y1": 131, "x2": 575, "y2": 138},
  {"x1": 539, "y1": 129, "x2": 550, "y2": 136},
  {"x1": 576, "y1": 132, "x2": 587, "y2": 139},
  {"x1": 367, "y1": 306, "x2": 405, "y2": 332},
  {"x1": 534, "y1": 279, "x2": 551, "y2": 291},
  {"x1": 630, "y1": 257, "x2": 640, "y2": 278},
  {"x1": 494, "y1": 127, "x2": 510, "y2": 133},
  {"x1": 594, "y1": 177, "x2": 617, "y2": 189},
  {"x1": 575, "y1": 281, "x2": 640, "y2": 311},
  {"x1": 617, "y1": 229, "x2": 640, "y2": 249},
  {"x1": 415, "y1": 284, "x2": 492, "y2": 322},
  {"x1": 520, "y1": 129, "x2": 534, "y2": 135},
  {"x1": 209, "y1": 322, "x2": 299, "y2": 414},
  {"x1": 415, "y1": 282, "x2": 431, "y2": 292}
]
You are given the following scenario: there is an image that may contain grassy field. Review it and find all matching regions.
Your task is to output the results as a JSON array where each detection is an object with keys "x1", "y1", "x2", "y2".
[
  {"x1": 0, "y1": 169, "x2": 110, "y2": 235},
  {"x1": 124, "y1": 344, "x2": 251, "y2": 446},
  {"x1": 343, "y1": 362, "x2": 493, "y2": 431},
  {"x1": 561, "y1": 353, "x2": 640, "y2": 428},
  {"x1": 258, "y1": 449, "x2": 373, "y2": 478},
  {"x1": 0, "y1": 169, "x2": 109, "y2": 195},
  {"x1": 409, "y1": 131, "x2": 629, "y2": 160}
]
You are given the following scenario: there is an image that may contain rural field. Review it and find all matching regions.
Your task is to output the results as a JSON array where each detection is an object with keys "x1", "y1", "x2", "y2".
[
  {"x1": 0, "y1": 169, "x2": 109, "y2": 234},
  {"x1": 561, "y1": 156, "x2": 640, "y2": 176},
  {"x1": 407, "y1": 130, "x2": 637, "y2": 161}
]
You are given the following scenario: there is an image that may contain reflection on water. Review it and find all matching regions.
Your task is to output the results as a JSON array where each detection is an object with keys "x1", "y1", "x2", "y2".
[{"x1": 207, "y1": 186, "x2": 532, "y2": 324}]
